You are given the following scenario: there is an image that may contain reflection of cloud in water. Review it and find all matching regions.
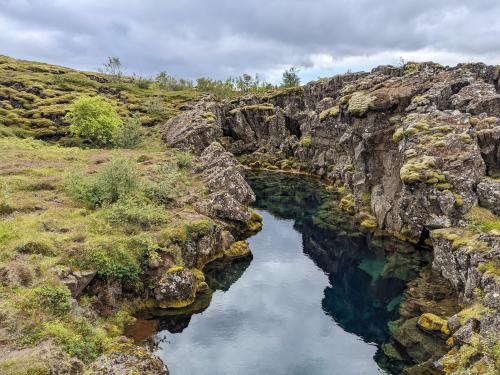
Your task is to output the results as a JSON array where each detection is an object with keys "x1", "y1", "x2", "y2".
[{"x1": 156, "y1": 211, "x2": 384, "y2": 375}]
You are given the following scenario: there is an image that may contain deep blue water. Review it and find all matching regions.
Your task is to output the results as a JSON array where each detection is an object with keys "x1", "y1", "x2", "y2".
[{"x1": 142, "y1": 172, "x2": 430, "y2": 374}]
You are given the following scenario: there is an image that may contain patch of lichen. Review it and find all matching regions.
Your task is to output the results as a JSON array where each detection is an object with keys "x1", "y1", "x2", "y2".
[
  {"x1": 298, "y1": 136, "x2": 312, "y2": 147},
  {"x1": 432, "y1": 227, "x2": 490, "y2": 252},
  {"x1": 319, "y1": 106, "x2": 340, "y2": 121},
  {"x1": 229, "y1": 103, "x2": 274, "y2": 115},
  {"x1": 417, "y1": 312, "x2": 451, "y2": 336},
  {"x1": 224, "y1": 241, "x2": 252, "y2": 259},
  {"x1": 347, "y1": 91, "x2": 376, "y2": 117},
  {"x1": 339, "y1": 194, "x2": 355, "y2": 214},
  {"x1": 245, "y1": 208, "x2": 263, "y2": 234}
]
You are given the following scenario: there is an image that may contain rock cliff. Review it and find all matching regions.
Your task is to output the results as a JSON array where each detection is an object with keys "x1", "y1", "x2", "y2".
[{"x1": 162, "y1": 62, "x2": 500, "y2": 374}]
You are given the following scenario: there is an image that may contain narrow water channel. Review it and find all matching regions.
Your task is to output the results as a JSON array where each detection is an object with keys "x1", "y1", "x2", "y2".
[{"x1": 136, "y1": 172, "x2": 431, "y2": 374}]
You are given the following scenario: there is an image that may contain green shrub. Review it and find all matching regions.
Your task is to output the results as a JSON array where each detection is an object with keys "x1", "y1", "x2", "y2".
[
  {"x1": 39, "y1": 318, "x2": 103, "y2": 362},
  {"x1": 16, "y1": 240, "x2": 55, "y2": 256},
  {"x1": 64, "y1": 96, "x2": 122, "y2": 146},
  {"x1": 176, "y1": 152, "x2": 193, "y2": 169},
  {"x1": 20, "y1": 284, "x2": 72, "y2": 316},
  {"x1": 144, "y1": 97, "x2": 165, "y2": 116},
  {"x1": 81, "y1": 243, "x2": 141, "y2": 281},
  {"x1": 114, "y1": 115, "x2": 143, "y2": 148},
  {"x1": 66, "y1": 158, "x2": 139, "y2": 208},
  {"x1": 142, "y1": 163, "x2": 183, "y2": 204},
  {"x1": 103, "y1": 197, "x2": 168, "y2": 229}
]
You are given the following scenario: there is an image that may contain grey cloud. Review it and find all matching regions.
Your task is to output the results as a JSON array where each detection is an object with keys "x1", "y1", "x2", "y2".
[{"x1": 0, "y1": 0, "x2": 499, "y2": 81}]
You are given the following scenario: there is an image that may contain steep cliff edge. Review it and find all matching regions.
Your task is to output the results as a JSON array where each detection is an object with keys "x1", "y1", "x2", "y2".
[{"x1": 162, "y1": 62, "x2": 500, "y2": 374}]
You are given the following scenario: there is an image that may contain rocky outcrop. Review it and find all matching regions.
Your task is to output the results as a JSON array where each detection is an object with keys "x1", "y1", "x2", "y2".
[
  {"x1": 88, "y1": 342, "x2": 168, "y2": 374},
  {"x1": 161, "y1": 62, "x2": 499, "y2": 242},
  {"x1": 193, "y1": 141, "x2": 256, "y2": 223}
]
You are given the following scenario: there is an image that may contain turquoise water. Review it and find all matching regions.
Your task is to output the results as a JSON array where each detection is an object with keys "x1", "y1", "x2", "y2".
[{"x1": 149, "y1": 172, "x2": 430, "y2": 374}]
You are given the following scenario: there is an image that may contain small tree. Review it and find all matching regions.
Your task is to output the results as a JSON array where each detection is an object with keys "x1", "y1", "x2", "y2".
[
  {"x1": 64, "y1": 96, "x2": 122, "y2": 146},
  {"x1": 281, "y1": 66, "x2": 301, "y2": 88},
  {"x1": 114, "y1": 114, "x2": 143, "y2": 148},
  {"x1": 102, "y1": 57, "x2": 123, "y2": 80}
]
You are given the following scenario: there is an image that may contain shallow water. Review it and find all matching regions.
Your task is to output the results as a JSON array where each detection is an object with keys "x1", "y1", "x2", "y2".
[{"x1": 144, "y1": 172, "x2": 431, "y2": 374}]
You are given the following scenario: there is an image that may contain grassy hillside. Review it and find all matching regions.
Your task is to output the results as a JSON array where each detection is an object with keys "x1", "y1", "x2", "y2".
[
  {"x1": 0, "y1": 55, "x2": 200, "y2": 143},
  {"x1": 0, "y1": 57, "x2": 221, "y2": 373}
]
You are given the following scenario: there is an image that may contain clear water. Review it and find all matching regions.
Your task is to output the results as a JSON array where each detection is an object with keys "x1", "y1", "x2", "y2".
[{"x1": 145, "y1": 172, "x2": 431, "y2": 375}]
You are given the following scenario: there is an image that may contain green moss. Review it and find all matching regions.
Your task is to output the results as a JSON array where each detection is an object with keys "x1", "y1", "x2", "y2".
[
  {"x1": 224, "y1": 241, "x2": 252, "y2": 259},
  {"x1": 404, "y1": 63, "x2": 421, "y2": 74},
  {"x1": 201, "y1": 111, "x2": 216, "y2": 122},
  {"x1": 400, "y1": 156, "x2": 437, "y2": 183},
  {"x1": 392, "y1": 127, "x2": 404, "y2": 142},
  {"x1": 339, "y1": 194, "x2": 355, "y2": 214},
  {"x1": 484, "y1": 116, "x2": 498, "y2": 124},
  {"x1": 469, "y1": 117, "x2": 479, "y2": 126},
  {"x1": 347, "y1": 92, "x2": 375, "y2": 117},
  {"x1": 167, "y1": 265, "x2": 185, "y2": 273},
  {"x1": 299, "y1": 136, "x2": 312, "y2": 147},
  {"x1": 465, "y1": 206, "x2": 500, "y2": 233},
  {"x1": 230, "y1": 104, "x2": 274, "y2": 115},
  {"x1": 319, "y1": 106, "x2": 340, "y2": 121}
]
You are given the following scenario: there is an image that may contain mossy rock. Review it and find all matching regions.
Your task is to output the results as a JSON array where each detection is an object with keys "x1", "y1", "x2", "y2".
[
  {"x1": 347, "y1": 92, "x2": 376, "y2": 117},
  {"x1": 224, "y1": 241, "x2": 252, "y2": 259},
  {"x1": 319, "y1": 106, "x2": 340, "y2": 121},
  {"x1": 417, "y1": 313, "x2": 450, "y2": 336}
]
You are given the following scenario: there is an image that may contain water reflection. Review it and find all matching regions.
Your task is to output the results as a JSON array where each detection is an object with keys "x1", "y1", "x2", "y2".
[{"x1": 143, "y1": 171, "x2": 430, "y2": 374}]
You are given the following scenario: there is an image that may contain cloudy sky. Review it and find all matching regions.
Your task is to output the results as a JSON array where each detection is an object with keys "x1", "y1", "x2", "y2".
[{"x1": 1, "y1": 0, "x2": 499, "y2": 84}]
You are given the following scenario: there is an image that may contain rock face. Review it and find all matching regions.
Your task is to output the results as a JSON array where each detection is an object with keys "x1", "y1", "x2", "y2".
[
  {"x1": 193, "y1": 141, "x2": 256, "y2": 223},
  {"x1": 153, "y1": 267, "x2": 198, "y2": 309},
  {"x1": 161, "y1": 61, "x2": 500, "y2": 374},
  {"x1": 88, "y1": 343, "x2": 168, "y2": 375},
  {"x1": 162, "y1": 62, "x2": 499, "y2": 241}
]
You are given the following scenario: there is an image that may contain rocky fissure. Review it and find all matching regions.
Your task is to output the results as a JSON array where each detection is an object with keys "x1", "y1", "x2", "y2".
[{"x1": 162, "y1": 62, "x2": 500, "y2": 374}]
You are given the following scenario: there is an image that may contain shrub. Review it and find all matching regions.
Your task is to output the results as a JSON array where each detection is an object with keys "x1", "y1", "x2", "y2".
[
  {"x1": 64, "y1": 96, "x2": 122, "y2": 146},
  {"x1": 103, "y1": 197, "x2": 168, "y2": 229},
  {"x1": 81, "y1": 243, "x2": 141, "y2": 281},
  {"x1": 142, "y1": 163, "x2": 183, "y2": 204},
  {"x1": 16, "y1": 240, "x2": 55, "y2": 256},
  {"x1": 39, "y1": 318, "x2": 104, "y2": 362},
  {"x1": 281, "y1": 66, "x2": 301, "y2": 88},
  {"x1": 144, "y1": 97, "x2": 165, "y2": 116},
  {"x1": 176, "y1": 152, "x2": 193, "y2": 169},
  {"x1": 114, "y1": 115, "x2": 143, "y2": 148},
  {"x1": 66, "y1": 158, "x2": 139, "y2": 208},
  {"x1": 20, "y1": 284, "x2": 72, "y2": 316}
]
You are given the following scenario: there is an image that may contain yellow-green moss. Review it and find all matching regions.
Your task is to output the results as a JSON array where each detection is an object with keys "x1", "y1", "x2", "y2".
[
  {"x1": 400, "y1": 156, "x2": 437, "y2": 183},
  {"x1": 299, "y1": 136, "x2": 312, "y2": 147},
  {"x1": 339, "y1": 194, "x2": 355, "y2": 214},
  {"x1": 417, "y1": 312, "x2": 450, "y2": 336},
  {"x1": 347, "y1": 92, "x2": 376, "y2": 117},
  {"x1": 224, "y1": 241, "x2": 251, "y2": 259},
  {"x1": 319, "y1": 106, "x2": 340, "y2": 121},
  {"x1": 392, "y1": 127, "x2": 404, "y2": 142}
]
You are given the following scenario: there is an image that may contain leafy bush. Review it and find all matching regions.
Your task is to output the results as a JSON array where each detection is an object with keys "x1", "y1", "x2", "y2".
[
  {"x1": 155, "y1": 72, "x2": 194, "y2": 91},
  {"x1": 103, "y1": 197, "x2": 168, "y2": 229},
  {"x1": 176, "y1": 152, "x2": 193, "y2": 169},
  {"x1": 114, "y1": 115, "x2": 143, "y2": 148},
  {"x1": 64, "y1": 96, "x2": 122, "y2": 146},
  {"x1": 19, "y1": 284, "x2": 72, "y2": 316},
  {"x1": 82, "y1": 243, "x2": 141, "y2": 281},
  {"x1": 143, "y1": 163, "x2": 183, "y2": 204},
  {"x1": 39, "y1": 318, "x2": 104, "y2": 362},
  {"x1": 144, "y1": 97, "x2": 165, "y2": 116},
  {"x1": 66, "y1": 158, "x2": 139, "y2": 208}
]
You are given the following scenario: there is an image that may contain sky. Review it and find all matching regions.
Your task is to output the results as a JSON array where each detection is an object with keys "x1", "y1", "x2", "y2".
[{"x1": 1, "y1": 0, "x2": 500, "y2": 84}]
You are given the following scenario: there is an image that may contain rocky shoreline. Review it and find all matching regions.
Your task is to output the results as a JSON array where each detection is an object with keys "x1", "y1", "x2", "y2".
[{"x1": 161, "y1": 62, "x2": 499, "y2": 374}]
